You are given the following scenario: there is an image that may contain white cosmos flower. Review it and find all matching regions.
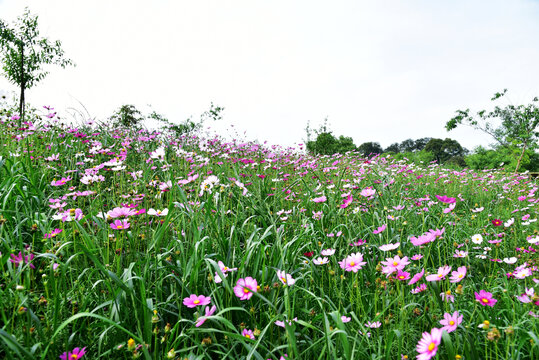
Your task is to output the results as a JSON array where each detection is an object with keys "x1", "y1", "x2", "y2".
[
  {"x1": 504, "y1": 218, "x2": 514, "y2": 227},
  {"x1": 471, "y1": 234, "x2": 483, "y2": 244},
  {"x1": 313, "y1": 257, "x2": 329, "y2": 265},
  {"x1": 321, "y1": 249, "x2": 336, "y2": 256},
  {"x1": 148, "y1": 208, "x2": 169, "y2": 216},
  {"x1": 503, "y1": 257, "x2": 517, "y2": 264}
]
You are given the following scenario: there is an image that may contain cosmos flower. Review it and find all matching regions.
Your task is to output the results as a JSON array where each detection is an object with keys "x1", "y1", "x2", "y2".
[
  {"x1": 435, "y1": 195, "x2": 456, "y2": 204},
  {"x1": 59, "y1": 347, "x2": 86, "y2": 360},
  {"x1": 373, "y1": 225, "x2": 386, "y2": 234},
  {"x1": 313, "y1": 257, "x2": 329, "y2": 265},
  {"x1": 277, "y1": 270, "x2": 296, "y2": 286},
  {"x1": 183, "y1": 294, "x2": 211, "y2": 308},
  {"x1": 195, "y1": 305, "x2": 217, "y2": 327},
  {"x1": 321, "y1": 248, "x2": 335, "y2": 256},
  {"x1": 379, "y1": 243, "x2": 400, "y2": 251},
  {"x1": 426, "y1": 266, "x2": 452, "y2": 282},
  {"x1": 339, "y1": 252, "x2": 367, "y2": 272},
  {"x1": 475, "y1": 290, "x2": 497, "y2": 307},
  {"x1": 234, "y1": 277, "x2": 258, "y2": 300},
  {"x1": 242, "y1": 328, "x2": 255, "y2": 340},
  {"x1": 408, "y1": 269, "x2": 425, "y2": 285},
  {"x1": 110, "y1": 219, "x2": 130, "y2": 230},
  {"x1": 381, "y1": 255, "x2": 410, "y2": 276},
  {"x1": 439, "y1": 311, "x2": 462, "y2": 333},
  {"x1": 416, "y1": 327, "x2": 443, "y2": 360},
  {"x1": 449, "y1": 266, "x2": 467, "y2": 283},
  {"x1": 491, "y1": 219, "x2": 503, "y2": 227}
]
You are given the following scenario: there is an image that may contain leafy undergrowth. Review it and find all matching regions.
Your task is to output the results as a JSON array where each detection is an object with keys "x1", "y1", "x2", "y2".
[{"x1": 0, "y1": 105, "x2": 538, "y2": 360}]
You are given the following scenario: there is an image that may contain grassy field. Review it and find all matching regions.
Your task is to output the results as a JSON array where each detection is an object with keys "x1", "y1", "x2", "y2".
[{"x1": 0, "y1": 104, "x2": 538, "y2": 359}]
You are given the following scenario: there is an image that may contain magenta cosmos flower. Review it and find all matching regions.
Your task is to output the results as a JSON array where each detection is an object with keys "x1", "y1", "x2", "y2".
[
  {"x1": 372, "y1": 224, "x2": 386, "y2": 234},
  {"x1": 339, "y1": 252, "x2": 367, "y2": 272},
  {"x1": 408, "y1": 269, "x2": 425, "y2": 285},
  {"x1": 439, "y1": 311, "x2": 463, "y2": 333},
  {"x1": 234, "y1": 277, "x2": 258, "y2": 300},
  {"x1": 475, "y1": 290, "x2": 497, "y2": 307},
  {"x1": 51, "y1": 177, "x2": 72, "y2": 187},
  {"x1": 59, "y1": 347, "x2": 86, "y2": 360},
  {"x1": 435, "y1": 195, "x2": 456, "y2": 204},
  {"x1": 416, "y1": 327, "x2": 443, "y2": 360},
  {"x1": 110, "y1": 219, "x2": 130, "y2": 230},
  {"x1": 183, "y1": 294, "x2": 211, "y2": 308}
]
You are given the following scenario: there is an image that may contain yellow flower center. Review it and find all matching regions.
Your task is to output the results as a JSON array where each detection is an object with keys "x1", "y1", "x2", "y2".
[
  {"x1": 281, "y1": 277, "x2": 287, "y2": 283},
  {"x1": 117, "y1": 225, "x2": 123, "y2": 229},
  {"x1": 194, "y1": 300, "x2": 200, "y2": 304},
  {"x1": 70, "y1": 355, "x2": 79, "y2": 360},
  {"x1": 393, "y1": 261, "x2": 398, "y2": 266},
  {"x1": 243, "y1": 288, "x2": 250, "y2": 293},
  {"x1": 482, "y1": 298, "x2": 489, "y2": 303},
  {"x1": 245, "y1": 334, "x2": 251, "y2": 339},
  {"x1": 350, "y1": 262, "x2": 356, "y2": 266},
  {"x1": 438, "y1": 274, "x2": 443, "y2": 278},
  {"x1": 449, "y1": 321, "x2": 455, "y2": 325},
  {"x1": 428, "y1": 342, "x2": 436, "y2": 352},
  {"x1": 399, "y1": 276, "x2": 405, "y2": 279},
  {"x1": 458, "y1": 274, "x2": 463, "y2": 278}
]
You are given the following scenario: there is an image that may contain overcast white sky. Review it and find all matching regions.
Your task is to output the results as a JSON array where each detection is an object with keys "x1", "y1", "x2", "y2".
[{"x1": 1, "y1": 0, "x2": 539, "y2": 150}]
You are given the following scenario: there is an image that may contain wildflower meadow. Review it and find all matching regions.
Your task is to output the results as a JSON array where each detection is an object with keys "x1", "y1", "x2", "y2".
[{"x1": 0, "y1": 99, "x2": 538, "y2": 359}]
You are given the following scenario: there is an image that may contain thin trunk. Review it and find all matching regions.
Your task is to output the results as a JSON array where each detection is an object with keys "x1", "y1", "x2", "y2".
[
  {"x1": 515, "y1": 143, "x2": 527, "y2": 173},
  {"x1": 19, "y1": 42, "x2": 24, "y2": 126}
]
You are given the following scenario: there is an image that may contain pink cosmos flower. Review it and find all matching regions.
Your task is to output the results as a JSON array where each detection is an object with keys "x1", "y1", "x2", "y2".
[
  {"x1": 218, "y1": 261, "x2": 237, "y2": 273},
  {"x1": 449, "y1": 266, "x2": 467, "y2": 283},
  {"x1": 411, "y1": 283, "x2": 427, "y2": 294},
  {"x1": 435, "y1": 195, "x2": 456, "y2": 204},
  {"x1": 439, "y1": 311, "x2": 463, "y2": 333},
  {"x1": 443, "y1": 203, "x2": 456, "y2": 213},
  {"x1": 416, "y1": 327, "x2": 443, "y2": 360},
  {"x1": 108, "y1": 207, "x2": 138, "y2": 218},
  {"x1": 110, "y1": 219, "x2": 130, "y2": 230},
  {"x1": 242, "y1": 328, "x2": 255, "y2": 340},
  {"x1": 516, "y1": 288, "x2": 535, "y2": 303},
  {"x1": 183, "y1": 294, "x2": 211, "y2": 308},
  {"x1": 312, "y1": 195, "x2": 327, "y2": 203},
  {"x1": 425, "y1": 266, "x2": 452, "y2": 282},
  {"x1": 408, "y1": 269, "x2": 425, "y2": 285},
  {"x1": 234, "y1": 277, "x2": 258, "y2": 300},
  {"x1": 59, "y1": 347, "x2": 86, "y2": 360},
  {"x1": 51, "y1": 177, "x2": 72, "y2": 186},
  {"x1": 360, "y1": 187, "x2": 376, "y2": 197},
  {"x1": 339, "y1": 252, "x2": 367, "y2": 272},
  {"x1": 410, "y1": 232, "x2": 435, "y2": 246},
  {"x1": 340, "y1": 194, "x2": 353, "y2": 209},
  {"x1": 277, "y1": 270, "x2": 296, "y2": 286},
  {"x1": 411, "y1": 254, "x2": 423, "y2": 261},
  {"x1": 440, "y1": 291, "x2": 455, "y2": 303},
  {"x1": 10, "y1": 252, "x2": 35, "y2": 269},
  {"x1": 44, "y1": 228, "x2": 63, "y2": 239},
  {"x1": 365, "y1": 321, "x2": 381, "y2": 328},
  {"x1": 195, "y1": 305, "x2": 216, "y2": 327},
  {"x1": 475, "y1": 290, "x2": 497, "y2": 307},
  {"x1": 381, "y1": 255, "x2": 410, "y2": 276},
  {"x1": 341, "y1": 315, "x2": 351, "y2": 323},
  {"x1": 373, "y1": 224, "x2": 386, "y2": 234},
  {"x1": 395, "y1": 270, "x2": 410, "y2": 281}
]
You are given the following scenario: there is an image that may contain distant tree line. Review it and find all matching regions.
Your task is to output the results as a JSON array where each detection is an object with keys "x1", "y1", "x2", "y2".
[{"x1": 304, "y1": 120, "x2": 539, "y2": 172}]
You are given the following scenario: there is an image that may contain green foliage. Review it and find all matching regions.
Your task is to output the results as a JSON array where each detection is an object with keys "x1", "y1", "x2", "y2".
[
  {"x1": 465, "y1": 145, "x2": 539, "y2": 172},
  {"x1": 357, "y1": 141, "x2": 383, "y2": 156},
  {"x1": 0, "y1": 7, "x2": 74, "y2": 119},
  {"x1": 446, "y1": 89, "x2": 539, "y2": 172},
  {"x1": 110, "y1": 104, "x2": 144, "y2": 129},
  {"x1": 305, "y1": 119, "x2": 357, "y2": 155},
  {"x1": 424, "y1": 138, "x2": 467, "y2": 165}
]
